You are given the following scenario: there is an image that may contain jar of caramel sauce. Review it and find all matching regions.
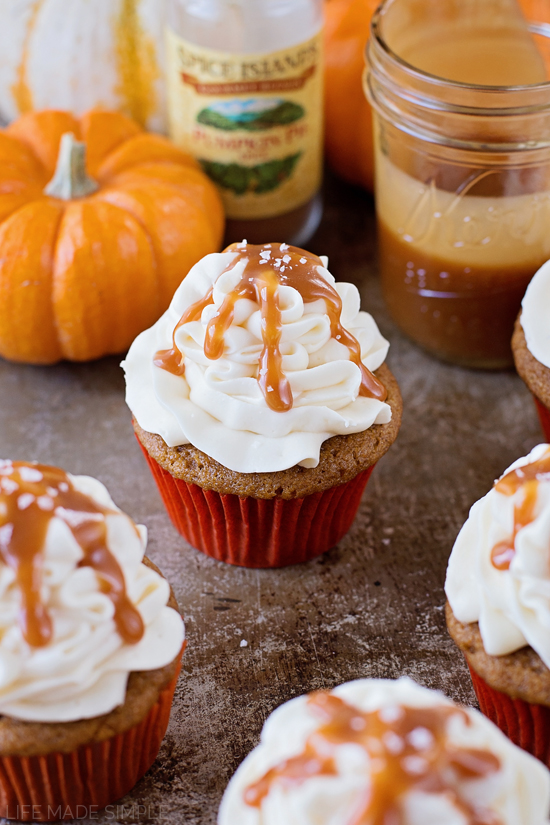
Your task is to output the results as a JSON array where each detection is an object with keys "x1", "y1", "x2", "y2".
[{"x1": 366, "y1": 0, "x2": 550, "y2": 368}]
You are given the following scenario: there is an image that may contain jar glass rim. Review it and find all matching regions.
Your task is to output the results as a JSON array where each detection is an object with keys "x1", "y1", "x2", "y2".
[{"x1": 369, "y1": 0, "x2": 550, "y2": 95}]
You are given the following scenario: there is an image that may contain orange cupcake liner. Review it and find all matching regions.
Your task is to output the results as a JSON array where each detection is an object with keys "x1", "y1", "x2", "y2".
[
  {"x1": 0, "y1": 653, "x2": 183, "y2": 822},
  {"x1": 139, "y1": 442, "x2": 375, "y2": 567},
  {"x1": 468, "y1": 664, "x2": 550, "y2": 768},
  {"x1": 534, "y1": 396, "x2": 550, "y2": 441}
]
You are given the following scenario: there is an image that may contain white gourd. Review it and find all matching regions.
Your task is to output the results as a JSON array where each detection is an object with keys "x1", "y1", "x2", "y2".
[{"x1": 0, "y1": 0, "x2": 168, "y2": 131}]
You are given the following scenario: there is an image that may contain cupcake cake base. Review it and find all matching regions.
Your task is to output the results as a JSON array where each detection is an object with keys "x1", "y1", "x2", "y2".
[
  {"x1": 135, "y1": 363, "x2": 402, "y2": 568},
  {"x1": 446, "y1": 601, "x2": 550, "y2": 768},
  {"x1": 512, "y1": 316, "x2": 550, "y2": 440},
  {"x1": 0, "y1": 560, "x2": 184, "y2": 822}
]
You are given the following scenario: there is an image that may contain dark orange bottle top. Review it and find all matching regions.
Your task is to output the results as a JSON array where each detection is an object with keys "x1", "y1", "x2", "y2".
[
  {"x1": 244, "y1": 692, "x2": 501, "y2": 824},
  {"x1": 0, "y1": 461, "x2": 144, "y2": 648},
  {"x1": 154, "y1": 242, "x2": 387, "y2": 412},
  {"x1": 491, "y1": 448, "x2": 550, "y2": 572}
]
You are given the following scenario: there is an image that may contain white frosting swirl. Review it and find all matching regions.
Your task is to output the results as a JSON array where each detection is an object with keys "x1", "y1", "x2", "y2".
[
  {"x1": 521, "y1": 259, "x2": 550, "y2": 368},
  {"x1": 0, "y1": 473, "x2": 184, "y2": 723},
  {"x1": 122, "y1": 249, "x2": 391, "y2": 474},
  {"x1": 446, "y1": 443, "x2": 550, "y2": 668},
  {"x1": 218, "y1": 677, "x2": 550, "y2": 825}
]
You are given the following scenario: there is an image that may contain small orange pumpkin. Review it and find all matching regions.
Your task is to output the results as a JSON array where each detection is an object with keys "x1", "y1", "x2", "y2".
[
  {"x1": 0, "y1": 109, "x2": 225, "y2": 364},
  {"x1": 324, "y1": 0, "x2": 379, "y2": 192}
]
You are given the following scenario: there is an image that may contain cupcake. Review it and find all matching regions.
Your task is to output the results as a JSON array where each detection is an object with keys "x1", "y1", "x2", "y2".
[
  {"x1": 446, "y1": 444, "x2": 550, "y2": 767},
  {"x1": 218, "y1": 676, "x2": 550, "y2": 825},
  {"x1": 0, "y1": 460, "x2": 185, "y2": 822},
  {"x1": 123, "y1": 241, "x2": 402, "y2": 568},
  {"x1": 512, "y1": 260, "x2": 550, "y2": 440}
]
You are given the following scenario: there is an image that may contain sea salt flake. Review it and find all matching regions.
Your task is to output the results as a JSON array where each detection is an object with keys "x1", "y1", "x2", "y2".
[
  {"x1": 379, "y1": 706, "x2": 405, "y2": 724},
  {"x1": 1, "y1": 478, "x2": 18, "y2": 494},
  {"x1": 383, "y1": 731, "x2": 404, "y2": 754},
  {"x1": 17, "y1": 493, "x2": 35, "y2": 510},
  {"x1": 408, "y1": 727, "x2": 434, "y2": 751},
  {"x1": 18, "y1": 467, "x2": 43, "y2": 483},
  {"x1": 280, "y1": 243, "x2": 289, "y2": 251},
  {"x1": 402, "y1": 755, "x2": 429, "y2": 775},
  {"x1": 58, "y1": 482, "x2": 69, "y2": 492},
  {"x1": 350, "y1": 716, "x2": 366, "y2": 731},
  {"x1": 240, "y1": 639, "x2": 248, "y2": 647},
  {"x1": 37, "y1": 496, "x2": 55, "y2": 512}
]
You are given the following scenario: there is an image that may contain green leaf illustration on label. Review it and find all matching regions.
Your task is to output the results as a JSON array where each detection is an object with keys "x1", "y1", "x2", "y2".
[
  {"x1": 197, "y1": 98, "x2": 305, "y2": 132},
  {"x1": 200, "y1": 153, "x2": 302, "y2": 196}
]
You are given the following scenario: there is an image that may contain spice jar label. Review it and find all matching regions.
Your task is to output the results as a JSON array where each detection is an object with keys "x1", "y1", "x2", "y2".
[{"x1": 165, "y1": 29, "x2": 323, "y2": 220}]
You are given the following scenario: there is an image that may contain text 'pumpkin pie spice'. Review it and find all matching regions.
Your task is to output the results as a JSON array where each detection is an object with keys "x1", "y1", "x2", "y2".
[
  {"x1": 0, "y1": 461, "x2": 185, "y2": 822},
  {"x1": 512, "y1": 259, "x2": 550, "y2": 440},
  {"x1": 446, "y1": 444, "x2": 550, "y2": 768},
  {"x1": 123, "y1": 242, "x2": 402, "y2": 567},
  {"x1": 218, "y1": 677, "x2": 550, "y2": 825}
]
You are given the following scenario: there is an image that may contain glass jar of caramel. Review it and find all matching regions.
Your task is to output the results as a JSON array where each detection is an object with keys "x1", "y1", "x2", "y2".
[{"x1": 366, "y1": 0, "x2": 550, "y2": 368}]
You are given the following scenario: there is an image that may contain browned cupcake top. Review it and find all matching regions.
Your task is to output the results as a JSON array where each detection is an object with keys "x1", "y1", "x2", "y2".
[
  {"x1": 446, "y1": 601, "x2": 550, "y2": 707},
  {"x1": 512, "y1": 313, "x2": 550, "y2": 409},
  {"x1": 134, "y1": 362, "x2": 402, "y2": 500}
]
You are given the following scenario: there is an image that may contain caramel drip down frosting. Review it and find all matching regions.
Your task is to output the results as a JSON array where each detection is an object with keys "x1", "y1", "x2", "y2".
[
  {"x1": 491, "y1": 447, "x2": 550, "y2": 571},
  {"x1": 0, "y1": 461, "x2": 144, "y2": 648},
  {"x1": 244, "y1": 693, "x2": 501, "y2": 825},
  {"x1": 154, "y1": 242, "x2": 387, "y2": 412}
]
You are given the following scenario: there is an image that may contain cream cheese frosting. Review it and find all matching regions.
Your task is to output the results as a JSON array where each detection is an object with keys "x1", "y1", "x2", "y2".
[
  {"x1": 0, "y1": 466, "x2": 184, "y2": 723},
  {"x1": 122, "y1": 245, "x2": 391, "y2": 474},
  {"x1": 218, "y1": 677, "x2": 550, "y2": 825},
  {"x1": 446, "y1": 443, "x2": 550, "y2": 668},
  {"x1": 521, "y1": 259, "x2": 550, "y2": 369}
]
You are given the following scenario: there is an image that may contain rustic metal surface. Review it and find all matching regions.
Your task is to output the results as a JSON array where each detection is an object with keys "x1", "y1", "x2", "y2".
[{"x1": 0, "y1": 174, "x2": 542, "y2": 825}]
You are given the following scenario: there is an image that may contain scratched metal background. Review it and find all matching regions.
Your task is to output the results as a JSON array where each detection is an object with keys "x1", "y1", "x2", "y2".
[{"x1": 0, "y1": 174, "x2": 542, "y2": 825}]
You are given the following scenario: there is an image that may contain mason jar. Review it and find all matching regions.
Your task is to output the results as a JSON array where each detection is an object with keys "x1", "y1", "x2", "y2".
[{"x1": 366, "y1": 0, "x2": 550, "y2": 368}]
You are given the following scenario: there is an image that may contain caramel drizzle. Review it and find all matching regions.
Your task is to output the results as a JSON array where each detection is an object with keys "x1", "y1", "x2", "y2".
[
  {"x1": 154, "y1": 242, "x2": 387, "y2": 412},
  {"x1": 491, "y1": 449, "x2": 550, "y2": 571},
  {"x1": 0, "y1": 461, "x2": 144, "y2": 648},
  {"x1": 244, "y1": 693, "x2": 501, "y2": 825}
]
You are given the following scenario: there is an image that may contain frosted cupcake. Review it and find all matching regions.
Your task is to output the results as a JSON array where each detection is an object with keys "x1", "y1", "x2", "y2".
[
  {"x1": 218, "y1": 676, "x2": 550, "y2": 825},
  {"x1": 512, "y1": 260, "x2": 550, "y2": 439},
  {"x1": 0, "y1": 460, "x2": 184, "y2": 822},
  {"x1": 446, "y1": 444, "x2": 550, "y2": 767},
  {"x1": 123, "y1": 242, "x2": 402, "y2": 568}
]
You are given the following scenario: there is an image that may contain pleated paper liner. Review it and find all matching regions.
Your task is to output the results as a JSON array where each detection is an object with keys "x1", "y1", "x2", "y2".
[
  {"x1": 0, "y1": 655, "x2": 183, "y2": 822},
  {"x1": 139, "y1": 443, "x2": 375, "y2": 567},
  {"x1": 469, "y1": 664, "x2": 550, "y2": 769},
  {"x1": 534, "y1": 396, "x2": 550, "y2": 441}
]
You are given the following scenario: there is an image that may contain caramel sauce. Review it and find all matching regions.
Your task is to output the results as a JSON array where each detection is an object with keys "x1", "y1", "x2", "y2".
[
  {"x1": 244, "y1": 693, "x2": 501, "y2": 824},
  {"x1": 491, "y1": 448, "x2": 550, "y2": 571},
  {"x1": 0, "y1": 461, "x2": 144, "y2": 648},
  {"x1": 378, "y1": 220, "x2": 539, "y2": 369},
  {"x1": 154, "y1": 242, "x2": 387, "y2": 412},
  {"x1": 154, "y1": 287, "x2": 214, "y2": 376}
]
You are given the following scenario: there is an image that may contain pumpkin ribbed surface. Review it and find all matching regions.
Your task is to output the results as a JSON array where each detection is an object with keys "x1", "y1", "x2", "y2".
[
  {"x1": 324, "y1": 0, "x2": 378, "y2": 191},
  {"x1": 0, "y1": 108, "x2": 225, "y2": 364}
]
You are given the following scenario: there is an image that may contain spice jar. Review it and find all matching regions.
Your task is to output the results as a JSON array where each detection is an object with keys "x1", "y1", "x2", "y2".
[
  {"x1": 366, "y1": 0, "x2": 550, "y2": 368},
  {"x1": 166, "y1": 0, "x2": 323, "y2": 247}
]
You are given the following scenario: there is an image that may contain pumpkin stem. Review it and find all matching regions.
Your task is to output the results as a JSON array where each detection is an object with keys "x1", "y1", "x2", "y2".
[{"x1": 44, "y1": 132, "x2": 99, "y2": 200}]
